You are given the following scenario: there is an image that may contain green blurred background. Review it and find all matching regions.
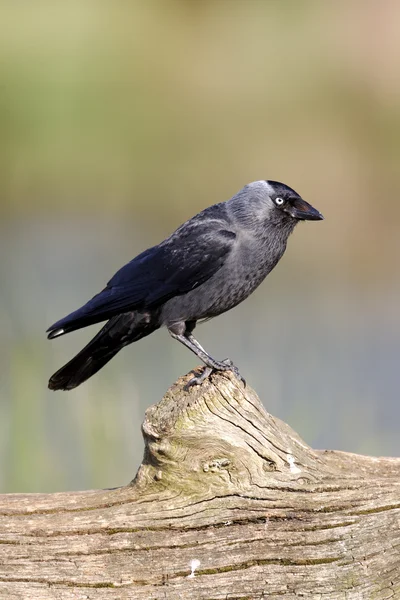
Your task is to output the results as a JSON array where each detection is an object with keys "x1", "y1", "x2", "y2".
[{"x1": 1, "y1": 0, "x2": 399, "y2": 493}]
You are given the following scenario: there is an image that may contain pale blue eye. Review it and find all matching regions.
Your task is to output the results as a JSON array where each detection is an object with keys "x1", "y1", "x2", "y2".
[{"x1": 275, "y1": 197, "x2": 284, "y2": 206}]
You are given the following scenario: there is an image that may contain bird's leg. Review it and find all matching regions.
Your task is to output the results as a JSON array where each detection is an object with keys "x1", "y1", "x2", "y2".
[
  {"x1": 168, "y1": 322, "x2": 245, "y2": 387},
  {"x1": 169, "y1": 330, "x2": 229, "y2": 369},
  {"x1": 184, "y1": 334, "x2": 246, "y2": 387}
]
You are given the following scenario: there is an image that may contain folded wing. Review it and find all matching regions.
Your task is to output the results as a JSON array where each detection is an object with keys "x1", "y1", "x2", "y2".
[{"x1": 47, "y1": 223, "x2": 236, "y2": 338}]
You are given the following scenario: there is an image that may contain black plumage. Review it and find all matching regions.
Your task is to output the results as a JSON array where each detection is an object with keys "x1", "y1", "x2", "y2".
[{"x1": 47, "y1": 180, "x2": 323, "y2": 390}]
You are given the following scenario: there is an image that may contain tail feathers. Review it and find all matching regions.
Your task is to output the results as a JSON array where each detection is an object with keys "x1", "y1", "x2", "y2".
[
  {"x1": 48, "y1": 311, "x2": 159, "y2": 391},
  {"x1": 48, "y1": 329, "x2": 122, "y2": 391}
]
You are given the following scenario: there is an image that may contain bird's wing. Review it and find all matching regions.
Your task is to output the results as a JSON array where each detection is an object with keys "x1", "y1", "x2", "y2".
[
  {"x1": 47, "y1": 222, "x2": 236, "y2": 336},
  {"x1": 108, "y1": 222, "x2": 236, "y2": 308}
]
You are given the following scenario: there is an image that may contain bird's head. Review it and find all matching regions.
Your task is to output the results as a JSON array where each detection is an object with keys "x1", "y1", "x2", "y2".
[
  {"x1": 264, "y1": 180, "x2": 324, "y2": 224},
  {"x1": 229, "y1": 180, "x2": 323, "y2": 232}
]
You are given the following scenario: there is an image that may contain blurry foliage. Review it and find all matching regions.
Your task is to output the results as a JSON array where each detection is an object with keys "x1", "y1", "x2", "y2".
[
  {"x1": 1, "y1": 2, "x2": 399, "y2": 224},
  {"x1": 0, "y1": 0, "x2": 399, "y2": 492}
]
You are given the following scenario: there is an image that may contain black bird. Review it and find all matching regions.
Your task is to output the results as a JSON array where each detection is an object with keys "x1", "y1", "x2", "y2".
[{"x1": 47, "y1": 180, "x2": 323, "y2": 390}]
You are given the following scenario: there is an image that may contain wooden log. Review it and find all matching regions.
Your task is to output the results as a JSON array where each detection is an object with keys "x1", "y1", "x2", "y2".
[{"x1": 1, "y1": 369, "x2": 399, "y2": 599}]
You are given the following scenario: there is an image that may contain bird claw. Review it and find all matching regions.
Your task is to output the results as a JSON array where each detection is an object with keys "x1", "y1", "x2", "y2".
[
  {"x1": 220, "y1": 359, "x2": 246, "y2": 386},
  {"x1": 235, "y1": 370, "x2": 247, "y2": 387},
  {"x1": 227, "y1": 364, "x2": 246, "y2": 386},
  {"x1": 184, "y1": 360, "x2": 246, "y2": 390},
  {"x1": 185, "y1": 366, "x2": 213, "y2": 390}
]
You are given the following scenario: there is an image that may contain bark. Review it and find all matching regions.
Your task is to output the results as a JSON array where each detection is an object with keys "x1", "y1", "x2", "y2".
[{"x1": 1, "y1": 369, "x2": 399, "y2": 600}]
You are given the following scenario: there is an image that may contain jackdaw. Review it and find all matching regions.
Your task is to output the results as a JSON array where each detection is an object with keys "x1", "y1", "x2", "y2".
[{"x1": 47, "y1": 180, "x2": 323, "y2": 390}]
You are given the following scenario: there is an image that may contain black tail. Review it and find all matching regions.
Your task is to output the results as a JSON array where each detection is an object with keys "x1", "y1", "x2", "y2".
[{"x1": 48, "y1": 311, "x2": 159, "y2": 391}]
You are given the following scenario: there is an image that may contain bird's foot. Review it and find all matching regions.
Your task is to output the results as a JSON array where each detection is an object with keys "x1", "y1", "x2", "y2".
[
  {"x1": 185, "y1": 366, "x2": 213, "y2": 389},
  {"x1": 220, "y1": 358, "x2": 246, "y2": 386},
  {"x1": 185, "y1": 359, "x2": 246, "y2": 390}
]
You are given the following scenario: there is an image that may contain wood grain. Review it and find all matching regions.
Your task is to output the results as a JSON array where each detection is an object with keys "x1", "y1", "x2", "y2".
[{"x1": 1, "y1": 369, "x2": 399, "y2": 599}]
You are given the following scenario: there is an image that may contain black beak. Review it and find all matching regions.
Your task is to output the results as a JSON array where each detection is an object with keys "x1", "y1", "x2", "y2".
[{"x1": 286, "y1": 198, "x2": 324, "y2": 221}]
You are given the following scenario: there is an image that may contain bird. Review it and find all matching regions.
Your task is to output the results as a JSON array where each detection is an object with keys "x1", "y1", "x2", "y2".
[{"x1": 47, "y1": 180, "x2": 323, "y2": 391}]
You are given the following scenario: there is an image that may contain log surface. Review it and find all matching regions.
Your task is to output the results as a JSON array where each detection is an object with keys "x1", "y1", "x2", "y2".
[{"x1": 1, "y1": 370, "x2": 399, "y2": 599}]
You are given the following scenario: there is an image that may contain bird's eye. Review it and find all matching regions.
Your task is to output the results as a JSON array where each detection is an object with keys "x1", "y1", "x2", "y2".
[{"x1": 275, "y1": 197, "x2": 284, "y2": 206}]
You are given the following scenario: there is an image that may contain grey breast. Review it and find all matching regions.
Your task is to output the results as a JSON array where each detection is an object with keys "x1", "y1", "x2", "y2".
[{"x1": 161, "y1": 231, "x2": 284, "y2": 326}]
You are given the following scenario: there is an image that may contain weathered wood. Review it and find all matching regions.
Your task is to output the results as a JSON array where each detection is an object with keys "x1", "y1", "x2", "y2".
[{"x1": 1, "y1": 369, "x2": 399, "y2": 599}]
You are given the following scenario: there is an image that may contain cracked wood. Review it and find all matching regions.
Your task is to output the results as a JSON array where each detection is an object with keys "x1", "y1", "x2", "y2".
[{"x1": 0, "y1": 370, "x2": 399, "y2": 599}]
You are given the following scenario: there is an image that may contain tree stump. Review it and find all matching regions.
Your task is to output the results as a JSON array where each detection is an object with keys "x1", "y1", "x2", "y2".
[{"x1": 1, "y1": 369, "x2": 399, "y2": 599}]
